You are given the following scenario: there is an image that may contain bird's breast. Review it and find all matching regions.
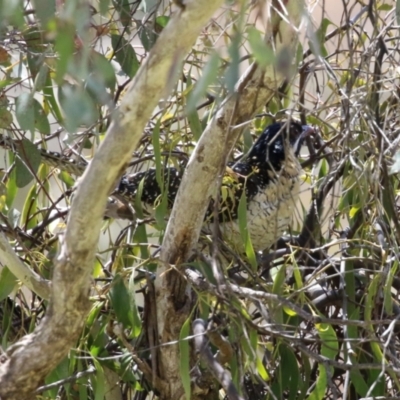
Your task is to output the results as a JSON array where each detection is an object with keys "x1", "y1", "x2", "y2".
[{"x1": 221, "y1": 173, "x2": 301, "y2": 253}]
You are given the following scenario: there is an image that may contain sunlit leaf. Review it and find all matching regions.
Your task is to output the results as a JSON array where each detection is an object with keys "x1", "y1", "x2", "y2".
[
  {"x1": 21, "y1": 184, "x2": 38, "y2": 230},
  {"x1": 308, "y1": 322, "x2": 338, "y2": 400},
  {"x1": 156, "y1": 15, "x2": 169, "y2": 28},
  {"x1": 92, "y1": 359, "x2": 106, "y2": 400}
]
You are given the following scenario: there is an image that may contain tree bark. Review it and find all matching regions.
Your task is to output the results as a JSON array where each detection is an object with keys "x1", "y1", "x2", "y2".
[
  {"x1": 0, "y1": 1, "x2": 224, "y2": 398},
  {"x1": 155, "y1": 1, "x2": 306, "y2": 398}
]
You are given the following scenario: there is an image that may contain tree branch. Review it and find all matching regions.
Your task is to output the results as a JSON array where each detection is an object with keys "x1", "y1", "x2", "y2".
[
  {"x1": 155, "y1": 0, "x2": 306, "y2": 395},
  {"x1": 193, "y1": 319, "x2": 244, "y2": 400},
  {"x1": 0, "y1": 0, "x2": 224, "y2": 398},
  {"x1": 0, "y1": 232, "x2": 50, "y2": 300}
]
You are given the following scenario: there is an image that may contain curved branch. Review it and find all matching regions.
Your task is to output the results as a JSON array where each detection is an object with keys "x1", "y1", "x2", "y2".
[
  {"x1": 193, "y1": 319, "x2": 244, "y2": 400},
  {"x1": 0, "y1": 232, "x2": 50, "y2": 299},
  {"x1": 155, "y1": 0, "x2": 306, "y2": 394},
  {"x1": 0, "y1": 0, "x2": 224, "y2": 398}
]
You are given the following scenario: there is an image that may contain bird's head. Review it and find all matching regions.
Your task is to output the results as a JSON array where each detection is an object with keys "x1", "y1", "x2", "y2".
[{"x1": 248, "y1": 121, "x2": 313, "y2": 170}]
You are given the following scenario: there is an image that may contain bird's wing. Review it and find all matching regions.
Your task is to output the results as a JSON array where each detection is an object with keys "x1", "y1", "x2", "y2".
[{"x1": 115, "y1": 158, "x2": 274, "y2": 222}]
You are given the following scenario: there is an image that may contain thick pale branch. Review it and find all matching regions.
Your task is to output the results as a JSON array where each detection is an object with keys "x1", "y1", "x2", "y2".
[
  {"x1": 155, "y1": 0, "x2": 305, "y2": 394},
  {"x1": 0, "y1": 1, "x2": 223, "y2": 398},
  {"x1": 0, "y1": 232, "x2": 50, "y2": 299}
]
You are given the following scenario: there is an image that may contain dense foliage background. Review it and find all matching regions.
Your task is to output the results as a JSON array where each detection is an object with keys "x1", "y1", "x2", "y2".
[{"x1": 1, "y1": 0, "x2": 400, "y2": 399}]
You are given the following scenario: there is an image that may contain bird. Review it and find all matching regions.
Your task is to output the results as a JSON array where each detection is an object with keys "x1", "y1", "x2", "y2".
[
  {"x1": 0, "y1": 121, "x2": 311, "y2": 252},
  {"x1": 115, "y1": 121, "x2": 313, "y2": 252}
]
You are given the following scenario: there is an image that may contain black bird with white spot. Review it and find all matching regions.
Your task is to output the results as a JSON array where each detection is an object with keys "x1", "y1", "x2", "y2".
[{"x1": 116, "y1": 121, "x2": 313, "y2": 252}]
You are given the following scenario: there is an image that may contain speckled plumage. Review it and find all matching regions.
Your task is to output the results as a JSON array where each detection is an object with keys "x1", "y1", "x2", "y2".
[{"x1": 117, "y1": 121, "x2": 311, "y2": 252}]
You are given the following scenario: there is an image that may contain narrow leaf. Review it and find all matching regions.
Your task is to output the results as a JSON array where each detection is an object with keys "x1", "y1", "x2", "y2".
[
  {"x1": 111, "y1": 35, "x2": 140, "y2": 79},
  {"x1": 186, "y1": 51, "x2": 220, "y2": 113},
  {"x1": 15, "y1": 139, "x2": 42, "y2": 188},
  {"x1": 0, "y1": 267, "x2": 18, "y2": 301},
  {"x1": 15, "y1": 93, "x2": 34, "y2": 132},
  {"x1": 179, "y1": 317, "x2": 191, "y2": 400},
  {"x1": 109, "y1": 274, "x2": 134, "y2": 329}
]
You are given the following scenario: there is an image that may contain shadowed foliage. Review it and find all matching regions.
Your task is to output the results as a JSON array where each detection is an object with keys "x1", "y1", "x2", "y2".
[{"x1": 1, "y1": 1, "x2": 400, "y2": 399}]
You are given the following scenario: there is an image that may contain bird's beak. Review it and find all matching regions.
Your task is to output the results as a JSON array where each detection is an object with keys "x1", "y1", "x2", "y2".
[
  {"x1": 301, "y1": 125, "x2": 315, "y2": 138},
  {"x1": 293, "y1": 125, "x2": 314, "y2": 156}
]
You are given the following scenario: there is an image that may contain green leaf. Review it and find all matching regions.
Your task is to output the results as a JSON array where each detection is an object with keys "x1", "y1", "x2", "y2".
[
  {"x1": 272, "y1": 264, "x2": 286, "y2": 295},
  {"x1": 127, "y1": 274, "x2": 142, "y2": 338},
  {"x1": 34, "y1": 63, "x2": 50, "y2": 92},
  {"x1": 90, "y1": 51, "x2": 117, "y2": 91},
  {"x1": 114, "y1": 0, "x2": 132, "y2": 28},
  {"x1": 378, "y1": 3, "x2": 393, "y2": 11},
  {"x1": 23, "y1": 28, "x2": 45, "y2": 79},
  {"x1": 21, "y1": 184, "x2": 38, "y2": 230},
  {"x1": 308, "y1": 322, "x2": 338, "y2": 400},
  {"x1": 186, "y1": 51, "x2": 220, "y2": 113},
  {"x1": 54, "y1": 21, "x2": 76, "y2": 83},
  {"x1": 0, "y1": 267, "x2": 18, "y2": 301},
  {"x1": 225, "y1": 32, "x2": 241, "y2": 92},
  {"x1": 59, "y1": 84, "x2": 98, "y2": 132},
  {"x1": 43, "y1": 72, "x2": 63, "y2": 122},
  {"x1": 111, "y1": 35, "x2": 140, "y2": 78},
  {"x1": 247, "y1": 27, "x2": 275, "y2": 67},
  {"x1": 99, "y1": 0, "x2": 110, "y2": 15},
  {"x1": 6, "y1": 154, "x2": 17, "y2": 208},
  {"x1": 156, "y1": 15, "x2": 169, "y2": 28},
  {"x1": 238, "y1": 189, "x2": 257, "y2": 270},
  {"x1": 349, "y1": 368, "x2": 369, "y2": 397},
  {"x1": 179, "y1": 317, "x2": 191, "y2": 400},
  {"x1": 309, "y1": 18, "x2": 331, "y2": 58},
  {"x1": 58, "y1": 170, "x2": 75, "y2": 188},
  {"x1": 15, "y1": 93, "x2": 34, "y2": 132},
  {"x1": 384, "y1": 260, "x2": 398, "y2": 315},
  {"x1": 138, "y1": 23, "x2": 157, "y2": 51},
  {"x1": 396, "y1": 0, "x2": 400, "y2": 24},
  {"x1": 279, "y1": 344, "x2": 299, "y2": 400},
  {"x1": 15, "y1": 139, "x2": 42, "y2": 188},
  {"x1": 33, "y1": 0, "x2": 55, "y2": 27},
  {"x1": 0, "y1": 108, "x2": 12, "y2": 128},
  {"x1": 152, "y1": 121, "x2": 162, "y2": 189},
  {"x1": 92, "y1": 359, "x2": 106, "y2": 400},
  {"x1": 109, "y1": 274, "x2": 134, "y2": 329},
  {"x1": 33, "y1": 99, "x2": 50, "y2": 134},
  {"x1": 185, "y1": 74, "x2": 203, "y2": 140}
]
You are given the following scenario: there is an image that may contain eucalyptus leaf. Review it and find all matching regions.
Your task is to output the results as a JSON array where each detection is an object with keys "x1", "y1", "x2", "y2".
[{"x1": 0, "y1": 267, "x2": 18, "y2": 301}]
